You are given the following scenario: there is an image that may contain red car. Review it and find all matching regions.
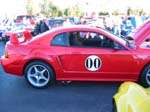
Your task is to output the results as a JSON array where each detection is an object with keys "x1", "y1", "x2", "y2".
[
  {"x1": 1, "y1": 20, "x2": 150, "y2": 88},
  {"x1": 15, "y1": 15, "x2": 36, "y2": 25}
]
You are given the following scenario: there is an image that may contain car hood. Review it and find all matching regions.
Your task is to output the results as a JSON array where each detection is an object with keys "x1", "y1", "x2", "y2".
[{"x1": 127, "y1": 20, "x2": 150, "y2": 47}]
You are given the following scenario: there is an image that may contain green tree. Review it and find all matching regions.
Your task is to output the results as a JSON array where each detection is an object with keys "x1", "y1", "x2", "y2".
[
  {"x1": 26, "y1": 0, "x2": 34, "y2": 14},
  {"x1": 126, "y1": 7, "x2": 147, "y2": 16},
  {"x1": 64, "y1": 8, "x2": 69, "y2": 16},
  {"x1": 73, "y1": 5, "x2": 81, "y2": 16},
  {"x1": 99, "y1": 11, "x2": 109, "y2": 16},
  {"x1": 57, "y1": 10, "x2": 63, "y2": 17},
  {"x1": 39, "y1": 0, "x2": 62, "y2": 17},
  {"x1": 51, "y1": 5, "x2": 57, "y2": 17},
  {"x1": 139, "y1": 9, "x2": 146, "y2": 16},
  {"x1": 112, "y1": 9, "x2": 119, "y2": 15},
  {"x1": 39, "y1": 1, "x2": 83, "y2": 17},
  {"x1": 39, "y1": 0, "x2": 51, "y2": 17},
  {"x1": 64, "y1": 4, "x2": 82, "y2": 17}
]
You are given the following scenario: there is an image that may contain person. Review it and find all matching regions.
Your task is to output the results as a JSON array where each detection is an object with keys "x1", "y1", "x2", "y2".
[
  {"x1": 39, "y1": 19, "x2": 49, "y2": 33},
  {"x1": 31, "y1": 18, "x2": 40, "y2": 36},
  {"x1": 112, "y1": 15, "x2": 122, "y2": 36},
  {"x1": 78, "y1": 16, "x2": 86, "y2": 25},
  {"x1": 93, "y1": 17, "x2": 105, "y2": 29},
  {"x1": 105, "y1": 15, "x2": 113, "y2": 32},
  {"x1": 63, "y1": 17, "x2": 72, "y2": 26}
]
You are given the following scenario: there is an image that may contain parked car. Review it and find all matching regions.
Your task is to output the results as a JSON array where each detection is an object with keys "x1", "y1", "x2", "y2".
[
  {"x1": 15, "y1": 15, "x2": 36, "y2": 25},
  {"x1": 112, "y1": 82, "x2": 150, "y2": 112},
  {"x1": 1, "y1": 20, "x2": 150, "y2": 88},
  {"x1": 47, "y1": 18, "x2": 65, "y2": 29}
]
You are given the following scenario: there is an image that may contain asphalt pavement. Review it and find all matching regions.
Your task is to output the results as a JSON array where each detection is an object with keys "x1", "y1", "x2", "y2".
[{"x1": 0, "y1": 41, "x2": 121, "y2": 112}]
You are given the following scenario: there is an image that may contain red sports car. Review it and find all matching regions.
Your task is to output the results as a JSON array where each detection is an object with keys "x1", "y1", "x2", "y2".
[{"x1": 1, "y1": 20, "x2": 150, "y2": 88}]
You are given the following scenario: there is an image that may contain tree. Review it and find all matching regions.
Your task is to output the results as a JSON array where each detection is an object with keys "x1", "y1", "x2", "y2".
[
  {"x1": 51, "y1": 5, "x2": 57, "y2": 17},
  {"x1": 112, "y1": 9, "x2": 119, "y2": 15},
  {"x1": 39, "y1": 0, "x2": 62, "y2": 17},
  {"x1": 99, "y1": 11, "x2": 109, "y2": 16},
  {"x1": 26, "y1": 0, "x2": 34, "y2": 14},
  {"x1": 39, "y1": 0, "x2": 50, "y2": 17},
  {"x1": 64, "y1": 8, "x2": 69, "y2": 16},
  {"x1": 127, "y1": 7, "x2": 146, "y2": 16},
  {"x1": 139, "y1": 9, "x2": 146, "y2": 16},
  {"x1": 57, "y1": 10, "x2": 63, "y2": 17},
  {"x1": 64, "y1": 4, "x2": 82, "y2": 17}
]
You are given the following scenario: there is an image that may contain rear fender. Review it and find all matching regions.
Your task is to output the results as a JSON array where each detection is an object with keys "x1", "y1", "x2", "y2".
[{"x1": 23, "y1": 54, "x2": 62, "y2": 77}]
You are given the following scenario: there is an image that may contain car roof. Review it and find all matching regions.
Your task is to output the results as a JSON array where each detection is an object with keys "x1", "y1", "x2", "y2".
[{"x1": 50, "y1": 25, "x2": 103, "y2": 32}]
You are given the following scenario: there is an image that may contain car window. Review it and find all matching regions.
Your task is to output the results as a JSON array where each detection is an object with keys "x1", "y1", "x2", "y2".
[
  {"x1": 51, "y1": 33, "x2": 69, "y2": 46},
  {"x1": 68, "y1": 31, "x2": 125, "y2": 49},
  {"x1": 48, "y1": 19, "x2": 64, "y2": 28}
]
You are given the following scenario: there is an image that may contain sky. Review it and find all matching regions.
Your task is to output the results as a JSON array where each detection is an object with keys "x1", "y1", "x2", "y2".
[
  {"x1": 0, "y1": 0, "x2": 150, "y2": 18},
  {"x1": 0, "y1": 0, "x2": 26, "y2": 18},
  {"x1": 53, "y1": 0, "x2": 150, "y2": 11}
]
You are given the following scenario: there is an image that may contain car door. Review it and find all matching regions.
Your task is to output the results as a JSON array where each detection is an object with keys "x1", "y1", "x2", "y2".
[{"x1": 66, "y1": 47, "x2": 138, "y2": 80}]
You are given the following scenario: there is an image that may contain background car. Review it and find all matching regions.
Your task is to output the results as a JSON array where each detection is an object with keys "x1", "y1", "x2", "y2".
[
  {"x1": 15, "y1": 15, "x2": 36, "y2": 25},
  {"x1": 112, "y1": 82, "x2": 150, "y2": 112},
  {"x1": 1, "y1": 20, "x2": 150, "y2": 89},
  {"x1": 0, "y1": 18, "x2": 14, "y2": 40},
  {"x1": 47, "y1": 18, "x2": 65, "y2": 29}
]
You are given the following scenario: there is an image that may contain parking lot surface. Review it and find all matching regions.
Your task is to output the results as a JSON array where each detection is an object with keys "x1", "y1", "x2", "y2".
[{"x1": 0, "y1": 41, "x2": 121, "y2": 112}]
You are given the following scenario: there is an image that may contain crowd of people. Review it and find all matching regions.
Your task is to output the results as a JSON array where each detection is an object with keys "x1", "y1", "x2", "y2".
[
  {"x1": 0, "y1": 13, "x2": 148, "y2": 38},
  {"x1": 58, "y1": 14, "x2": 147, "y2": 37}
]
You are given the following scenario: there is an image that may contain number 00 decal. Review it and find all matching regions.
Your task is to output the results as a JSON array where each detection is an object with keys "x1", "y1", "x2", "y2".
[{"x1": 85, "y1": 55, "x2": 102, "y2": 71}]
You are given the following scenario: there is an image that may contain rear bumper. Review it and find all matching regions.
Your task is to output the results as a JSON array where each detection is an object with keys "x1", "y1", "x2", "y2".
[{"x1": 1, "y1": 56, "x2": 24, "y2": 76}]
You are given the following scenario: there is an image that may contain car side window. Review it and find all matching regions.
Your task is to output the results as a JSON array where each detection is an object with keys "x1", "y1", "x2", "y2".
[
  {"x1": 68, "y1": 31, "x2": 126, "y2": 50},
  {"x1": 51, "y1": 33, "x2": 69, "y2": 46},
  {"x1": 69, "y1": 31, "x2": 102, "y2": 47},
  {"x1": 69, "y1": 32, "x2": 83, "y2": 46},
  {"x1": 68, "y1": 31, "x2": 114, "y2": 49}
]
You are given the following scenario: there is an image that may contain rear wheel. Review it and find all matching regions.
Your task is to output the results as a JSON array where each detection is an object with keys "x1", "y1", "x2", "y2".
[
  {"x1": 25, "y1": 61, "x2": 55, "y2": 88},
  {"x1": 139, "y1": 65, "x2": 150, "y2": 87}
]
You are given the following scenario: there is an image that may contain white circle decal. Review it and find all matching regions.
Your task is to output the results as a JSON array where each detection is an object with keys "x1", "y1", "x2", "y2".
[{"x1": 85, "y1": 55, "x2": 102, "y2": 71}]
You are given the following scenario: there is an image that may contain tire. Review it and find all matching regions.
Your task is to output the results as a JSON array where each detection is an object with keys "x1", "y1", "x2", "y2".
[
  {"x1": 112, "y1": 101, "x2": 117, "y2": 112},
  {"x1": 139, "y1": 65, "x2": 150, "y2": 88},
  {"x1": 25, "y1": 61, "x2": 55, "y2": 89}
]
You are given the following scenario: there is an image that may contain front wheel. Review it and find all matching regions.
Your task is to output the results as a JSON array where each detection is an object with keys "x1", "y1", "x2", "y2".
[
  {"x1": 139, "y1": 65, "x2": 150, "y2": 87},
  {"x1": 25, "y1": 61, "x2": 55, "y2": 88}
]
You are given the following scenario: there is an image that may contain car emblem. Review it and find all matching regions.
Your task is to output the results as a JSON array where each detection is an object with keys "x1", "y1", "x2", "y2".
[{"x1": 85, "y1": 55, "x2": 102, "y2": 71}]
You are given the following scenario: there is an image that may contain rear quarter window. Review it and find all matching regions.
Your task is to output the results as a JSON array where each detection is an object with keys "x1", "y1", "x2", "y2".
[{"x1": 51, "y1": 33, "x2": 69, "y2": 46}]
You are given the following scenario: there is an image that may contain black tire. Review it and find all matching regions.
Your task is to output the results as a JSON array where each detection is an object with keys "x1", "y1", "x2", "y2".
[
  {"x1": 25, "y1": 61, "x2": 55, "y2": 89},
  {"x1": 112, "y1": 101, "x2": 117, "y2": 112},
  {"x1": 139, "y1": 65, "x2": 150, "y2": 88}
]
